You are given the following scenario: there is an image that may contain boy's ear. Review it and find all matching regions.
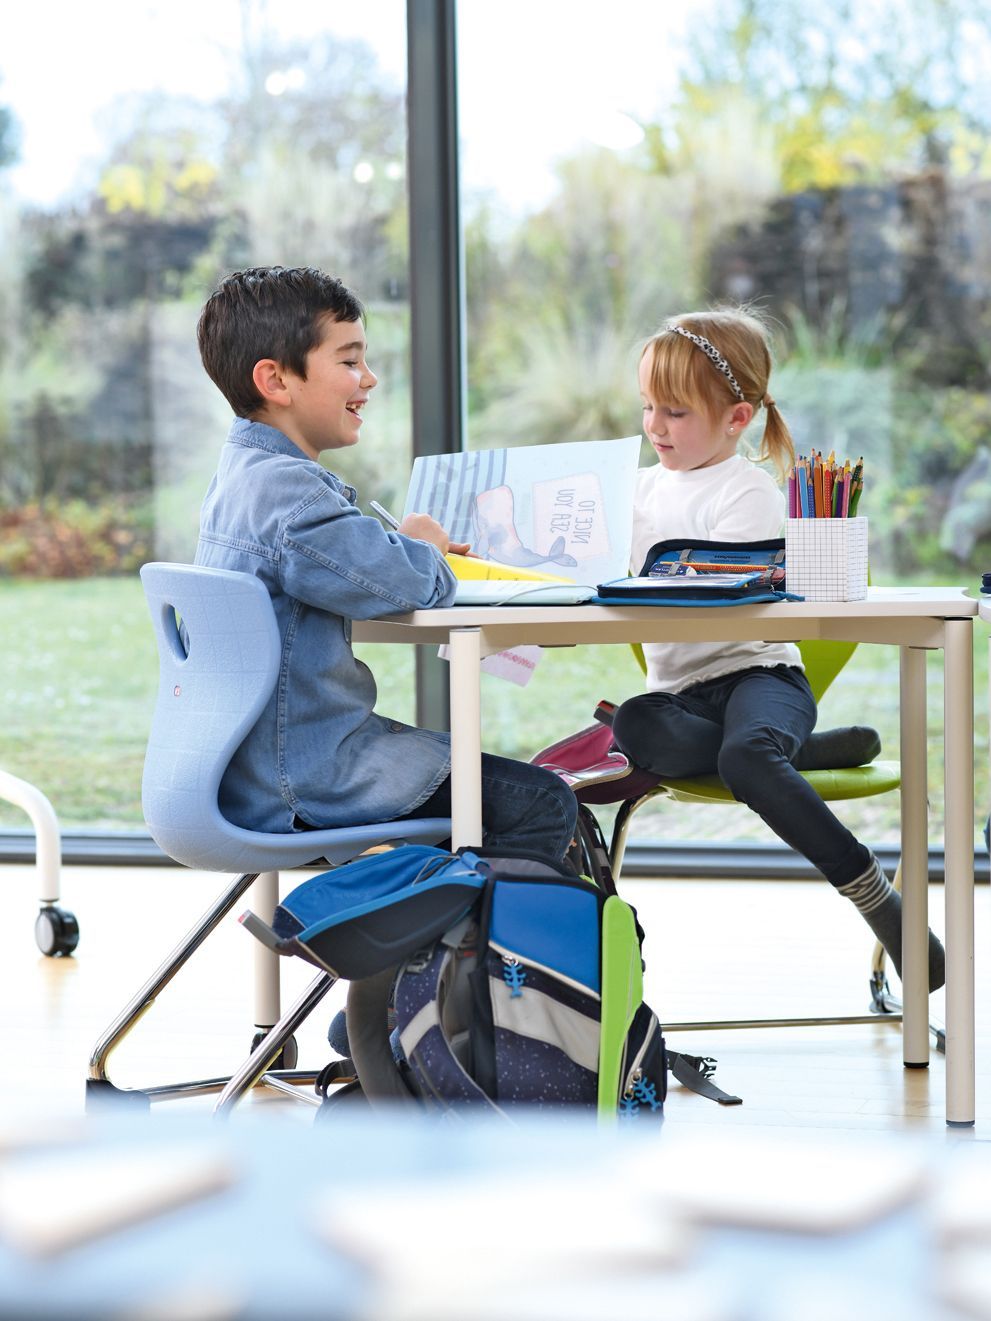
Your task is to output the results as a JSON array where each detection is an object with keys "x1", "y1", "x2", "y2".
[{"x1": 252, "y1": 358, "x2": 293, "y2": 409}]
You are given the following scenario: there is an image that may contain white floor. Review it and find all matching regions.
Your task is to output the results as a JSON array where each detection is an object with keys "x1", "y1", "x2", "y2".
[{"x1": 2, "y1": 860, "x2": 987, "y2": 1136}]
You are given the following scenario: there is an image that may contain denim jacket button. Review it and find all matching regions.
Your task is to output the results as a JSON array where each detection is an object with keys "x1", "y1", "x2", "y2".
[{"x1": 389, "y1": 721, "x2": 404, "y2": 733}]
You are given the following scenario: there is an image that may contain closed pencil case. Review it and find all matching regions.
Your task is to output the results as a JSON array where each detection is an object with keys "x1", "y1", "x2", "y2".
[{"x1": 595, "y1": 537, "x2": 803, "y2": 606}]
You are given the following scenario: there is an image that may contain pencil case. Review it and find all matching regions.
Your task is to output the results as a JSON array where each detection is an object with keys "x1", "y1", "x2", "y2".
[{"x1": 596, "y1": 538, "x2": 803, "y2": 606}]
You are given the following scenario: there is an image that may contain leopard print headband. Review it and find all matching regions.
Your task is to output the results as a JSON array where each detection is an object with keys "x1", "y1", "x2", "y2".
[{"x1": 669, "y1": 326, "x2": 745, "y2": 401}]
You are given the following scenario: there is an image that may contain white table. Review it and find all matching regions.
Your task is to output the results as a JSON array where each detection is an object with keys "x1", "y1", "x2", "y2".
[{"x1": 354, "y1": 587, "x2": 978, "y2": 1127}]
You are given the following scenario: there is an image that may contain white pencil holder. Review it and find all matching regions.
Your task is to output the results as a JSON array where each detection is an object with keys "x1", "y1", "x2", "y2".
[{"x1": 785, "y1": 517, "x2": 868, "y2": 602}]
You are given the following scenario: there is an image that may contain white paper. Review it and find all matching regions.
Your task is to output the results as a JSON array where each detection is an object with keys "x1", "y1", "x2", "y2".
[
  {"x1": 315, "y1": 1166, "x2": 693, "y2": 1321},
  {"x1": 452, "y1": 579, "x2": 597, "y2": 605},
  {"x1": 0, "y1": 1144, "x2": 236, "y2": 1256},
  {"x1": 479, "y1": 644, "x2": 544, "y2": 687},
  {"x1": 626, "y1": 1130, "x2": 927, "y2": 1233},
  {"x1": 438, "y1": 642, "x2": 544, "y2": 686}
]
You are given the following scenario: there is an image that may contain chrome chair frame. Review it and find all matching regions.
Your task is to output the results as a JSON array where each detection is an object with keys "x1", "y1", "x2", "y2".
[{"x1": 87, "y1": 563, "x2": 450, "y2": 1115}]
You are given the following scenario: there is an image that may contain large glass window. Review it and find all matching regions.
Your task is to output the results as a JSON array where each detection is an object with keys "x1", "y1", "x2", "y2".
[
  {"x1": 3, "y1": 0, "x2": 988, "y2": 858},
  {"x1": 0, "y1": 0, "x2": 413, "y2": 831},
  {"x1": 458, "y1": 0, "x2": 990, "y2": 851}
]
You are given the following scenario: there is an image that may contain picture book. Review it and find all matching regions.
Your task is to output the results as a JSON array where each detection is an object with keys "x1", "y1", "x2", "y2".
[{"x1": 403, "y1": 435, "x2": 641, "y2": 587}]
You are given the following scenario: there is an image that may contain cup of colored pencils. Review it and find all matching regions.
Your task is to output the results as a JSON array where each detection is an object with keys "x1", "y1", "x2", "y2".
[
  {"x1": 785, "y1": 452, "x2": 868, "y2": 600},
  {"x1": 787, "y1": 452, "x2": 863, "y2": 519}
]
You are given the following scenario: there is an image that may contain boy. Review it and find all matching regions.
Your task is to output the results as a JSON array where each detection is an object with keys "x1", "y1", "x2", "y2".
[{"x1": 195, "y1": 266, "x2": 577, "y2": 862}]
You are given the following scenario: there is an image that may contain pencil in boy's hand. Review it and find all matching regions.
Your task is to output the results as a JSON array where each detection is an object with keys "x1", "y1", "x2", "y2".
[{"x1": 369, "y1": 500, "x2": 400, "y2": 529}]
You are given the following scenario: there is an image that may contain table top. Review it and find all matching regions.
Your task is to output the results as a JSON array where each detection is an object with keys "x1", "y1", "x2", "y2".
[{"x1": 352, "y1": 586, "x2": 977, "y2": 649}]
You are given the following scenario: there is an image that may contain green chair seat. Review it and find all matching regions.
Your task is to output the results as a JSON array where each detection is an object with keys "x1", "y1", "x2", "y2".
[{"x1": 651, "y1": 759, "x2": 902, "y2": 806}]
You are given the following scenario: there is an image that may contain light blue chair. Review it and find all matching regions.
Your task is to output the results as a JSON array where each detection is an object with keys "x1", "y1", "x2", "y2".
[{"x1": 87, "y1": 563, "x2": 451, "y2": 1113}]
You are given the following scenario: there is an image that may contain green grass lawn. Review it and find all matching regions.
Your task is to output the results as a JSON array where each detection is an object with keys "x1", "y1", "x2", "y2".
[{"x1": 1, "y1": 575, "x2": 986, "y2": 848}]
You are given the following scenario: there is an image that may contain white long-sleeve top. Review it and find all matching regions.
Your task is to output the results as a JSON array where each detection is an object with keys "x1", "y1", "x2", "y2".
[{"x1": 631, "y1": 453, "x2": 802, "y2": 693}]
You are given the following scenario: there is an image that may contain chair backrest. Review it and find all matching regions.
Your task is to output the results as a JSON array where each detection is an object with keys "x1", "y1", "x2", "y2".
[
  {"x1": 631, "y1": 638, "x2": 857, "y2": 704},
  {"x1": 140, "y1": 563, "x2": 451, "y2": 873},
  {"x1": 140, "y1": 562, "x2": 283, "y2": 870},
  {"x1": 795, "y1": 639, "x2": 857, "y2": 702}
]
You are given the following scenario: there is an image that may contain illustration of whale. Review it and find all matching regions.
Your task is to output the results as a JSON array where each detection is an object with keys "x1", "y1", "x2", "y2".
[{"x1": 472, "y1": 485, "x2": 579, "y2": 568}]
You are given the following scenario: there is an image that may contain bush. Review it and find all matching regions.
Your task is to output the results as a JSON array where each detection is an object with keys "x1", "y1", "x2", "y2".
[{"x1": 0, "y1": 498, "x2": 152, "y2": 578}]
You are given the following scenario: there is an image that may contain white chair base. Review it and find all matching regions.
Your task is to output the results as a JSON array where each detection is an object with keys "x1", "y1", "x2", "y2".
[{"x1": 0, "y1": 768, "x2": 77, "y2": 956}]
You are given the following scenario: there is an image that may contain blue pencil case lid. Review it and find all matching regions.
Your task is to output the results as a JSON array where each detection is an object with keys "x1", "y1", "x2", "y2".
[{"x1": 596, "y1": 537, "x2": 802, "y2": 605}]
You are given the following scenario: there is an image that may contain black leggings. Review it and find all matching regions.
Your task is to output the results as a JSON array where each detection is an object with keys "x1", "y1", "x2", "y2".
[{"x1": 611, "y1": 665, "x2": 872, "y2": 888}]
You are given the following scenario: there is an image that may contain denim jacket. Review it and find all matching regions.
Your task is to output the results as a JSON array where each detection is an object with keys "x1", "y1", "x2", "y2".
[{"x1": 195, "y1": 418, "x2": 457, "y2": 832}]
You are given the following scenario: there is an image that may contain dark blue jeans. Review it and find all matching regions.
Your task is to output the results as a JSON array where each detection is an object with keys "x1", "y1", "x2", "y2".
[
  {"x1": 399, "y1": 752, "x2": 578, "y2": 866},
  {"x1": 612, "y1": 665, "x2": 872, "y2": 888}
]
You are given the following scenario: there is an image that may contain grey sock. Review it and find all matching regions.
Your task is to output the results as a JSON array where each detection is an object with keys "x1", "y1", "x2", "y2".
[
  {"x1": 793, "y1": 727, "x2": 881, "y2": 771},
  {"x1": 837, "y1": 856, "x2": 945, "y2": 992}
]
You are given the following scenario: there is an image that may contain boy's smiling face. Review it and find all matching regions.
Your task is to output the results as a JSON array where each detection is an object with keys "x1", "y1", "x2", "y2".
[{"x1": 260, "y1": 317, "x2": 378, "y2": 460}]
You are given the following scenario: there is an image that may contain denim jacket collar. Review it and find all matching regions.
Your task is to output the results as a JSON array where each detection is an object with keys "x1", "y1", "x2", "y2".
[{"x1": 227, "y1": 417, "x2": 357, "y2": 504}]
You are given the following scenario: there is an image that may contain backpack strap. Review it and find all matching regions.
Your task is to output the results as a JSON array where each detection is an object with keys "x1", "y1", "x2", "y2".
[
  {"x1": 574, "y1": 802, "x2": 619, "y2": 897},
  {"x1": 345, "y1": 966, "x2": 418, "y2": 1106},
  {"x1": 314, "y1": 1058, "x2": 357, "y2": 1096},
  {"x1": 667, "y1": 1050, "x2": 743, "y2": 1105}
]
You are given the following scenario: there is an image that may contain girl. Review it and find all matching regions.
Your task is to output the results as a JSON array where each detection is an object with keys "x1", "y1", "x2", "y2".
[{"x1": 611, "y1": 308, "x2": 944, "y2": 992}]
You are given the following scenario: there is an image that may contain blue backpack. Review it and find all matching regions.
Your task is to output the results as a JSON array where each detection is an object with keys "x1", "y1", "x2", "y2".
[{"x1": 250, "y1": 844, "x2": 667, "y2": 1121}]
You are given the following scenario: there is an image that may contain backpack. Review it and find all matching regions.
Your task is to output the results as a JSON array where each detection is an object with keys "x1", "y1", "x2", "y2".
[{"x1": 249, "y1": 841, "x2": 667, "y2": 1121}]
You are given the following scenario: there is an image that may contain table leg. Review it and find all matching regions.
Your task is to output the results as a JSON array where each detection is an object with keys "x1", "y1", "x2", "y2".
[
  {"x1": 252, "y1": 871, "x2": 281, "y2": 1031},
  {"x1": 449, "y1": 627, "x2": 483, "y2": 849},
  {"x1": 899, "y1": 647, "x2": 930, "y2": 1067},
  {"x1": 943, "y1": 619, "x2": 976, "y2": 1127}
]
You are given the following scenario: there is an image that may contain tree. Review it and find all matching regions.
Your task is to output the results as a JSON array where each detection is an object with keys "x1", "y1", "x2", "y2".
[
  {"x1": 466, "y1": 148, "x2": 701, "y2": 446},
  {"x1": 0, "y1": 78, "x2": 18, "y2": 172},
  {"x1": 671, "y1": 0, "x2": 991, "y2": 192}
]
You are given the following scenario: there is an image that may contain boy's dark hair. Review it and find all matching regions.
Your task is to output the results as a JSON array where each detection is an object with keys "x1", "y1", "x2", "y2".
[{"x1": 197, "y1": 266, "x2": 365, "y2": 418}]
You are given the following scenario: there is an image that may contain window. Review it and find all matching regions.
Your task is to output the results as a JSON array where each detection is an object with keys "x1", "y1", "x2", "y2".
[
  {"x1": 457, "y1": 0, "x2": 990, "y2": 850},
  {"x1": 2, "y1": 0, "x2": 986, "y2": 855},
  {"x1": 0, "y1": 0, "x2": 414, "y2": 831}
]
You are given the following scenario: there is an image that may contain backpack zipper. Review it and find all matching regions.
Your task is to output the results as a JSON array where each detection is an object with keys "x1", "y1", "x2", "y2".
[
  {"x1": 618, "y1": 1014, "x2": 663, "y2": 1118},
  {"x1": 490, "y1": 940, "x2": 601, "y2": 1000},
  {"x1": 501, "y1": 954, "x2": 527, "y2": 998}
]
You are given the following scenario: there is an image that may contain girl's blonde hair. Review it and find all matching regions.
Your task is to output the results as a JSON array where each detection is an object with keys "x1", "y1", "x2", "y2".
[{"x1": 641, "y1": 307, "x2": 795, "y2": 480}]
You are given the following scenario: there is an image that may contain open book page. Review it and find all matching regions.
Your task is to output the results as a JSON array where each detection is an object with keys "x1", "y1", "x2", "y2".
[{"x1": 405, "y1": 436, "x2": 641, "y2": 586}]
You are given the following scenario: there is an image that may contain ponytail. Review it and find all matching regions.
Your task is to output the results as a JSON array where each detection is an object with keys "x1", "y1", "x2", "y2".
[{"x1": 755, "y1": 394, "x2": 795, "y2": 483}]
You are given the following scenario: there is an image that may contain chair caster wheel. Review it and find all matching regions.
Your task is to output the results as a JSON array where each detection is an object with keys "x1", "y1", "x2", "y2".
[
  {"x1": 251, "y1": 1030, "x2": 298, "y2": 1069},
  {"x1": 36, "y1": 906, "x2": 79, "y2": 957}
]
